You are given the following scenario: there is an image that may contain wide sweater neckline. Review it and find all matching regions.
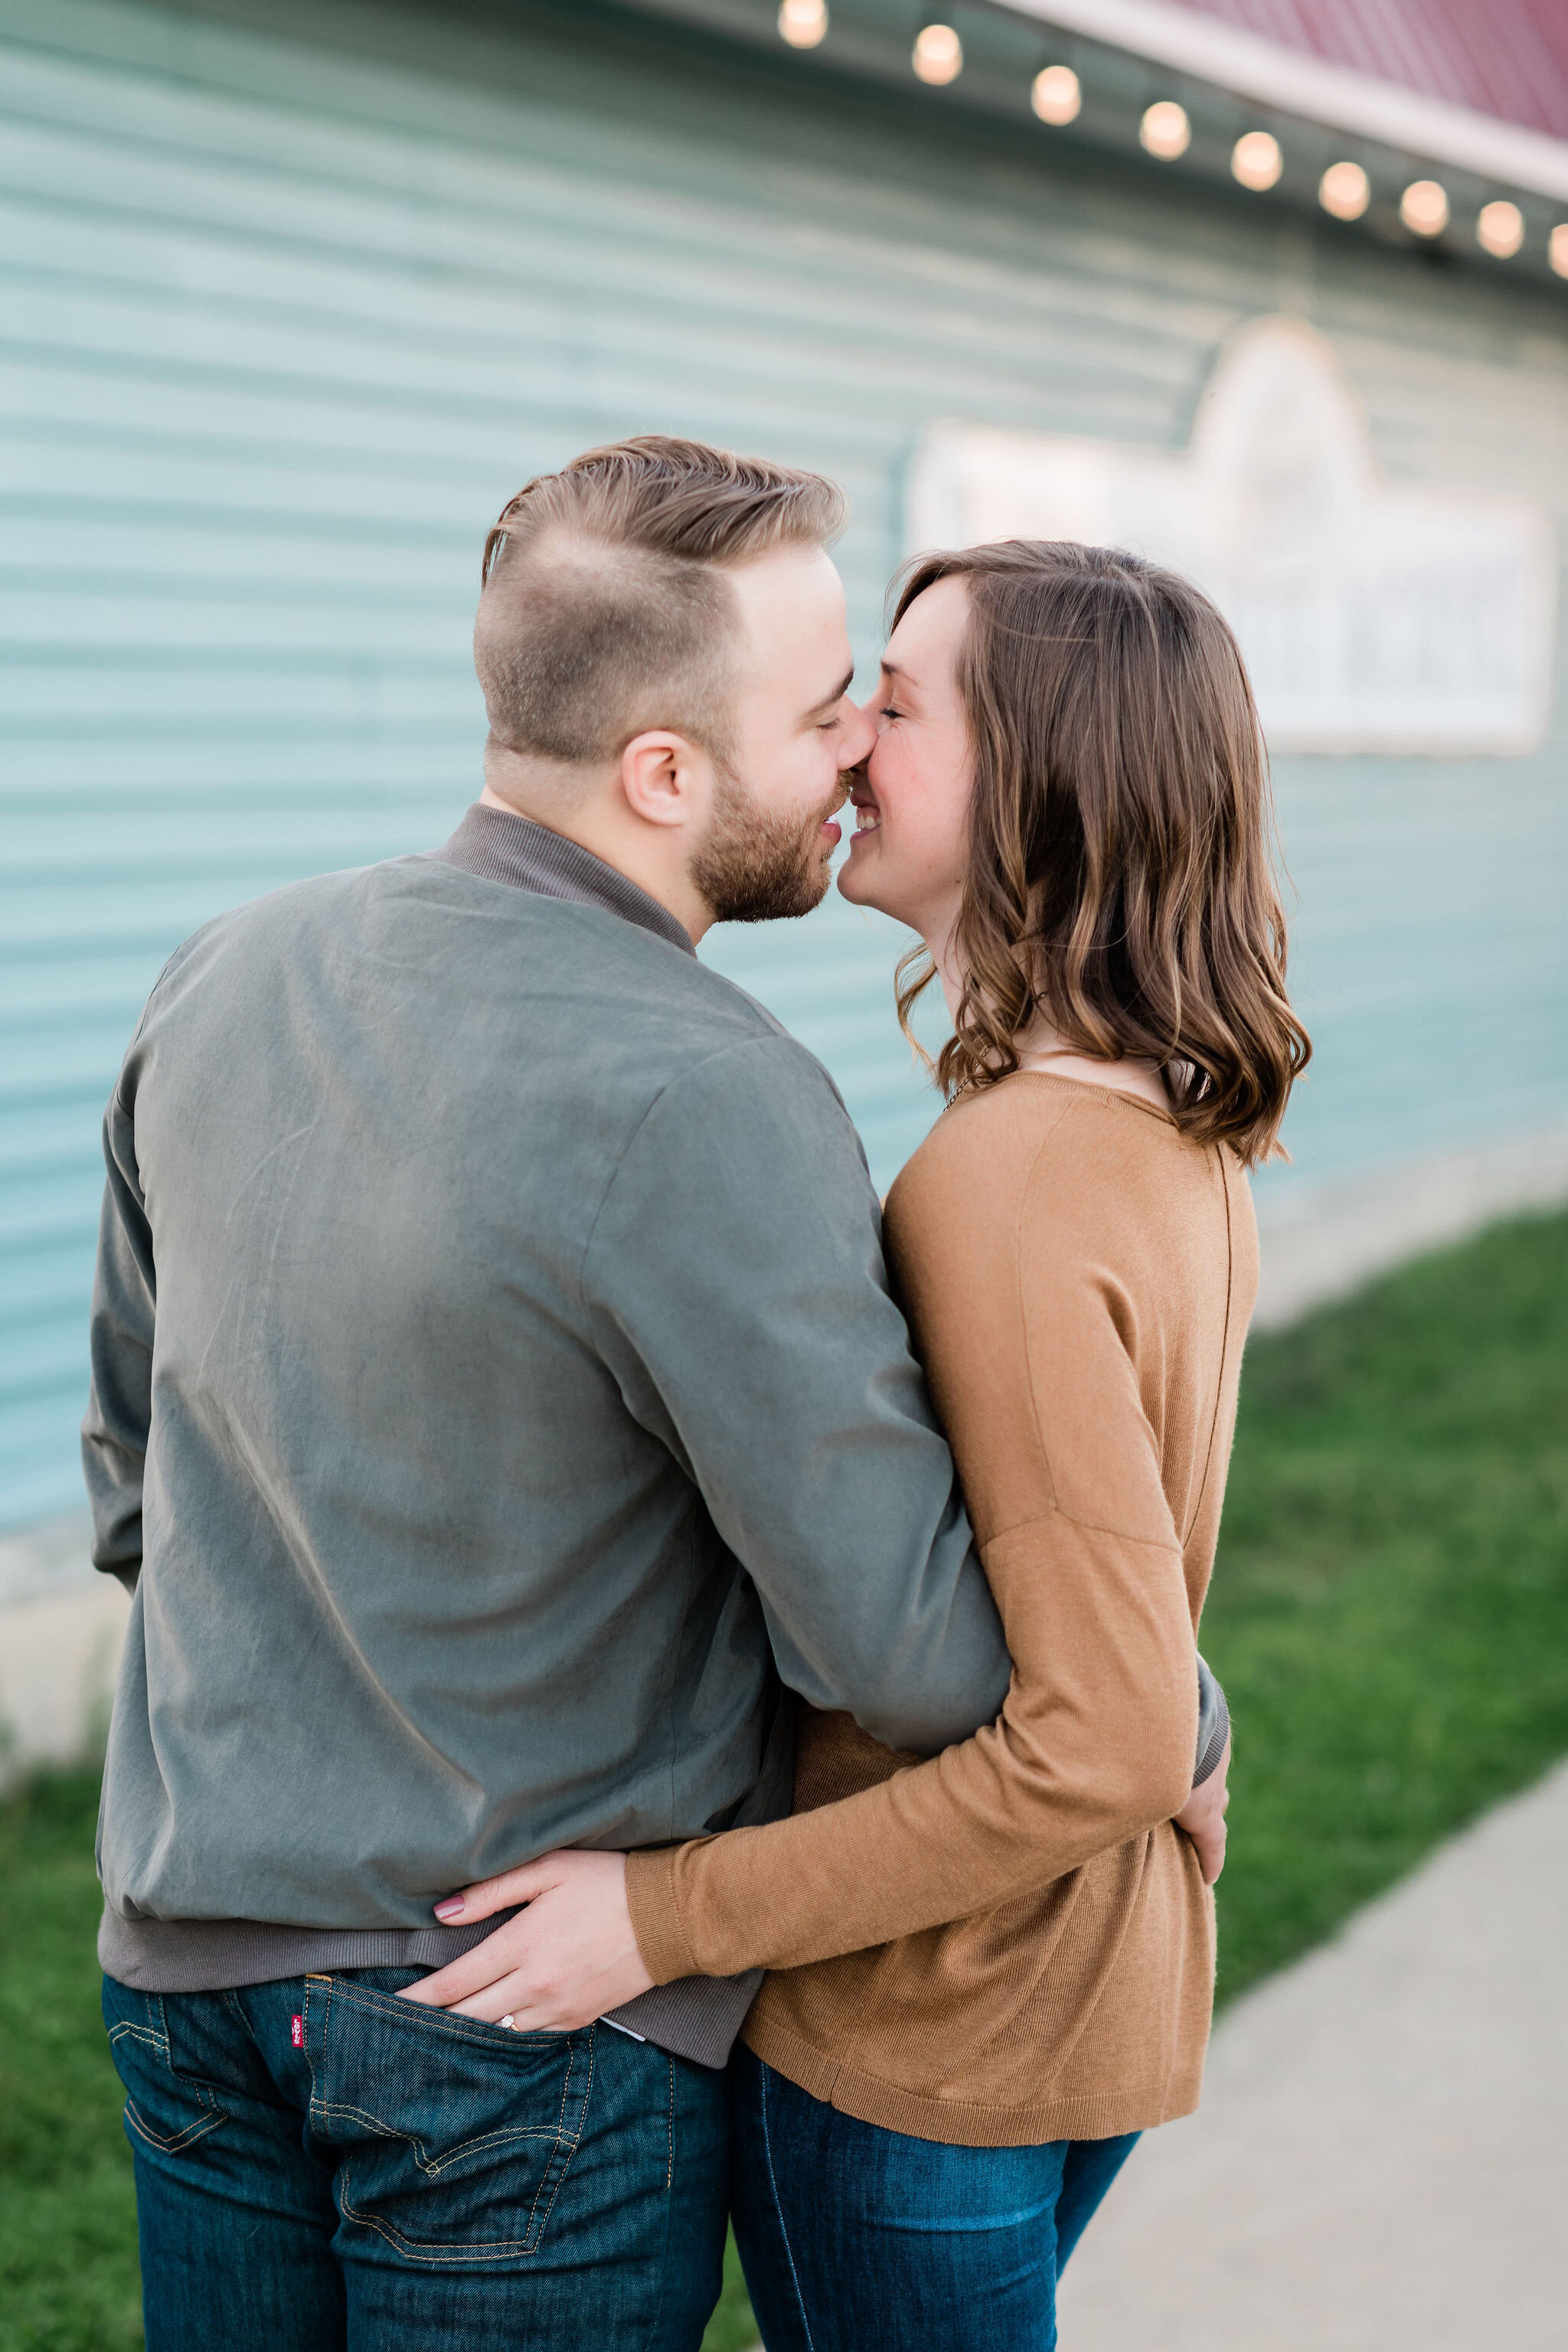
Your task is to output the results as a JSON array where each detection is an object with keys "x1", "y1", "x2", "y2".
[{"x1": 949, "y1": 1067, "x2": 1182, "y2": 1136}]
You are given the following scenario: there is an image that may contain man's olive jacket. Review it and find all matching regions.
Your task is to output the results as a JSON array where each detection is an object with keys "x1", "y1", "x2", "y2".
[{"x1": 83, "y1": 805, "x2": 1011, "y2": 2053}]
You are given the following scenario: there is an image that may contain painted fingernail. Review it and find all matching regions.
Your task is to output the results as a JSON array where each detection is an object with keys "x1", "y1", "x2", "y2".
[{"x1": 433, "y1": 1898, "x2": 464, "y2": 1920}]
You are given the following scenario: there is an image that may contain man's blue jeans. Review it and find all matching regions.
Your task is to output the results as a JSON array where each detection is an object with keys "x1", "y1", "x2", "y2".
[
  {"x1": 103, "y1": 1968, "x2": 727, "y2": 2350},
  {"x1": 729, "y1": 2046, "x2": 1138, "y2": 2350}
]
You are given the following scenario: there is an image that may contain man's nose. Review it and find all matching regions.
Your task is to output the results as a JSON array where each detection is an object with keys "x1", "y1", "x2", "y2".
[{"x1": 839, "y1": 694, "x2": 877, "y2": 767}]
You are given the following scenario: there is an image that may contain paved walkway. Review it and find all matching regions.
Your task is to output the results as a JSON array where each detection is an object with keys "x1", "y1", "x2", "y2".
[{"x1": 1058, "y1": 1759, "x2": 1568, "y2": 2350}]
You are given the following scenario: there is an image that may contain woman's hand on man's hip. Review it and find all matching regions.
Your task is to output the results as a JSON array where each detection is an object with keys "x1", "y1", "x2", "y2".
[{"x1": 396, "y1": 1851, "x2": 655, "y2": 2032}]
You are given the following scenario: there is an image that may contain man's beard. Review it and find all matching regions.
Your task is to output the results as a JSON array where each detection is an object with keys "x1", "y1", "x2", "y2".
[{"x1": 691, "y1": 766, "x2": 847, "y2": 925}]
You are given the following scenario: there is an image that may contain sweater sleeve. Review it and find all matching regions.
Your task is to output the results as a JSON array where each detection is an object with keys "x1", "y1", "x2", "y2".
[{"x1": 623, "y1": 1122, "x2": 1204, "y2": 1979}]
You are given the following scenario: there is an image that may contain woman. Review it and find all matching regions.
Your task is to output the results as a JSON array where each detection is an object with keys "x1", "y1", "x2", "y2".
[{"x1": 430, "y1": 541, "x2": 1308, "y2": 2346}]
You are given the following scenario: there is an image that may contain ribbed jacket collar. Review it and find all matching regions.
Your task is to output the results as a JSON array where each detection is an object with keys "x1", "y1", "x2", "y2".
[{"x1": 430, "y1": 802, "x2": 694, "y2": 956}]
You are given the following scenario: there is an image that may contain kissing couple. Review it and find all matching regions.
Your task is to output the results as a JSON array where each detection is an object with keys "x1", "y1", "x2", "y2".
[{"x1": 87, "y1": 436, "x2": 1308, "y2": 2350}]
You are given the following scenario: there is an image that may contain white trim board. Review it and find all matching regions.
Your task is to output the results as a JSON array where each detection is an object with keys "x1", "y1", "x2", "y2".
[
  {"x1": 1253, "y1": 1122, "x2": 1568, "y2": 1330},
  {"x1": 997, "y1": 0, "x2": 1568, "y2": 202},
  {"x1": 0, "y1": 1518, "x2": 126, "y2": 1782}
]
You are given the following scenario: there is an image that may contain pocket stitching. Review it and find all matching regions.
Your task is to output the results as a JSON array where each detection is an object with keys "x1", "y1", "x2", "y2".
[
  {"x1": 123, "y1": 2094, "x2": 228, "y2": 2156},
  {"x1": 107, "y1": 2022, "x2": 165, "y2": 2057},
  {"x1": 109, "y1": 1992, "x2": 230, "y2": 2158},
  {"x1": 310, "y1": 2098, "x2": 566, "y2": 2172},
  {"x1": 317, "y1": 1975, "x2": 574, "y2": 2061},
  {"x1": 105, "y1": 1988, "x2": 170, "y2": 2064},
  {"x1": 328, "y1": 2023, "x2": 596, "y2": 2260}
]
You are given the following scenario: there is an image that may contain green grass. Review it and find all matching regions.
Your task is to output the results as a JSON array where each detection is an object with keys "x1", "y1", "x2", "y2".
[
  {"x1": 3, "y1": 1207, "x2": 1566, "y2": 2347},
  {"x1": 0, "y1": 1770, "x2": 142, "y2": 2352},
  {"x1": 1207, "y1": 1207, "x2": 1568, "y2": 2002}
]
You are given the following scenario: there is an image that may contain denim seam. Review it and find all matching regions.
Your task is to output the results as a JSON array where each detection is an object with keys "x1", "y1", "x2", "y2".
[
  {"x1": 302, "y1": 1972, "x2": 326, "y2": 2137},
  {"x1": 758, "y1": 2062, "x2": 816, "y2": 2352},
  {"x1": 642, "y1": 2053, "x2": 678, "y2": 2352}
]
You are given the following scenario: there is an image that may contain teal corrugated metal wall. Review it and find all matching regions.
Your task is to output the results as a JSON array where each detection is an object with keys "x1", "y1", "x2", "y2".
[{"x1": 2, "y1": 0, "x2": 1566, "y2": 1527}]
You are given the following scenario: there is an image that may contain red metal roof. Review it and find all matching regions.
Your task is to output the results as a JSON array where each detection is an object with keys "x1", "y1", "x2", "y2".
[{"x1": 1161, "y1": 0, "x2": 1568, "y2": 140}]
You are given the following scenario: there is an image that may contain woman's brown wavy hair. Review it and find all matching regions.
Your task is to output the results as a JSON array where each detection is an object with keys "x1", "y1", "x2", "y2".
[{"x1": 893, "y1": 541, "x2": 1310, "y2": 1167}]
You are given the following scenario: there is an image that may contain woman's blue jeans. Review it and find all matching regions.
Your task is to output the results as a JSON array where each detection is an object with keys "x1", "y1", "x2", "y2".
[{"x1": 729, "y1": 2046, "x2": 1138, "y2": 2351}]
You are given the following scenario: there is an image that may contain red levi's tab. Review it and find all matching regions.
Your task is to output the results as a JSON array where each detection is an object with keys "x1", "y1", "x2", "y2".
[{"x1": 291, "y1": 2014, "x2": 304, "y2": 2050}]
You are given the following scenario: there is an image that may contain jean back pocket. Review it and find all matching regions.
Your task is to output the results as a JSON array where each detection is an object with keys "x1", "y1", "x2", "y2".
[{"x1": 302, "y1": 1974, "x2": 593, "y2": 2266}]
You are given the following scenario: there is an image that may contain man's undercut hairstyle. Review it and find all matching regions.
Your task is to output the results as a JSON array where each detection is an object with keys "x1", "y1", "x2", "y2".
[{"x1": 475, "y1": 436, "x2": 845, "y2": 769}]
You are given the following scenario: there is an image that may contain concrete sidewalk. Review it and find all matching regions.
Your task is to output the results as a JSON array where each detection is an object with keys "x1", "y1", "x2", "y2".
[{"x1": 1058, "y1": 1759, "x2": 1568, "y2": 2350}]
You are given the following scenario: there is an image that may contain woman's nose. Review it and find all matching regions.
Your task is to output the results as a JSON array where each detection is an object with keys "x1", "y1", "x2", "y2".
[{"x1": 839, "y1": 694, "x2": 877, "y2": 767}]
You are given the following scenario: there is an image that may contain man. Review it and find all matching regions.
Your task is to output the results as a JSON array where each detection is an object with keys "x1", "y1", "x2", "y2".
[
  {"x1": 84, "y1": 437, "x2": 1017, "y2": 2351},
  {"x1": 86, "y1": 436, "x2": 1227, "y2": 2349}
]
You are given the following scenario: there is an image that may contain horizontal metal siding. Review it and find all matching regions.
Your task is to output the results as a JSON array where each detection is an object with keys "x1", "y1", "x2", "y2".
[{"x1": 1, "y1": 0, "x2": 1566, "y2": 1526}]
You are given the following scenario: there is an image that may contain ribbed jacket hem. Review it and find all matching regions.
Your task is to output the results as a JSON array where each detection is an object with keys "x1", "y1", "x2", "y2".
[
  {"x1": 740, "y1": 2009, "x2": 1204, "y2": 2149},
  {"x1": 97, "y1": 1903, "x2": 519, "y2": 1992},
  {"x1": 624, "y1": 1847, "x2": 698, "y2": 1984},
  {"x1": 99, "y1": 1901, "x2": 758, "y2": 2070}
]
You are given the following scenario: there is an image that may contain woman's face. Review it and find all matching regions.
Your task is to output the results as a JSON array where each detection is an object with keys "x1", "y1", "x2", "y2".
[{"x1": 838, "y1": 573, "x2": 975, "y2": 949}]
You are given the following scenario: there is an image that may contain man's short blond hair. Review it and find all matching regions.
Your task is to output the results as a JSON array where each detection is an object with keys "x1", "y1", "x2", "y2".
[{"x1": 473, "y1": 436, "x2": 845, "y2": 769}]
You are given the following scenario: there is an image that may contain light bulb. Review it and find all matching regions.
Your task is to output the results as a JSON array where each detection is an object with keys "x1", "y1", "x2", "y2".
[
  {"x1": 1232, "y1": 131, "x2": 1282, "y2": 191},
  {"x1": 1400, "y1": 179, "x2": 1449, "y2": 237},
  {"x1": 1476, "y1": 200, "x2": 1524, "y2": 259},
  {"x1": 779, "y1": 0, "x2": 828, "y2": 47},
  {"x1": 1140, "y1": 101, "x2": 1191, "y2": 162},
  {"x1": 1032, "y1": 65, "x2": 1081, "y2": 126},
  {"x1": 913, "y1": 24, "x2": 962, "y2": 85},
  {"x1": 1319, "y1": 160, "x2": 1370, "y2": 220}
]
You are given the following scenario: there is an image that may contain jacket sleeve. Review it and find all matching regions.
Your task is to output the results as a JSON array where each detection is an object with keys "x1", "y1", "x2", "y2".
[
  {"x1": 80, "y1": 1088, "x2": 157, "y2": 1598},
  {"x1": 1194, "y1": 1655, "x2": 1230, "y2": 1785},
  {"x1": 580, "y1": 1033, "x2": 1011, "y2": 1758},
  {"x1": 622, "y1": 1176, "x2": 1203, "y2": 1980}
]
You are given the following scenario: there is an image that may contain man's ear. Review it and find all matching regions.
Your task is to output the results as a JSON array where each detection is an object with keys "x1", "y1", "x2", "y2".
[{"x1": 619, "y1": 730, "x2": 713, "y2": 831}]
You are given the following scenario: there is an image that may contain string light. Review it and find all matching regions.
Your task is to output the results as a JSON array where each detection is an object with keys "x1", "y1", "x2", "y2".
[
  {"x1": 913, "y1": 24, "x2": 962, "y2": 84},
  {"x1": 1232, "y1": 131, "x2": 1282, "y2": 191},
  {"x1": 1319, "y1": 161, "x2": 1370, "y2": 220},
  {"x1": 1032, "y1": 64, "x2": 1081, "y2": 126},
  {"x1": 1400, "y1": 179, "x2": 1449, "y2": 237},
  {"x1": 1476, "y1": 200, "x2": 1524, "y2": 258},
  {"x1": 1140, "y1": 101, "x2": 1191, "y2": 161},
  {"x1": 778, "y1": 0, "x2": 827, "y2": 46}
]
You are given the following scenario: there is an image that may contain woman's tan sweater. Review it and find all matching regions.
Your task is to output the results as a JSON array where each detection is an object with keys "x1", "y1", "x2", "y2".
[{"x1": 624, "y1": 1071, "x2": 1257, "y2": 2147}]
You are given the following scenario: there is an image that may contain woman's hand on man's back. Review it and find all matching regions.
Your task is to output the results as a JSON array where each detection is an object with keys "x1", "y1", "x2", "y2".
[{"x1": 394, "y1": 1851, "x2": 654, "y2": 2031}]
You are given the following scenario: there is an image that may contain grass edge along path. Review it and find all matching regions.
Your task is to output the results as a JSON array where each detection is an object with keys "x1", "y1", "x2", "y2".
[
  {"x1": 3, "y1": 1207, "x2": 1566, "y2": 2349},
  {"x1": 1204, "y1": 1205, "x2": 1568, "y2": 2001}
]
